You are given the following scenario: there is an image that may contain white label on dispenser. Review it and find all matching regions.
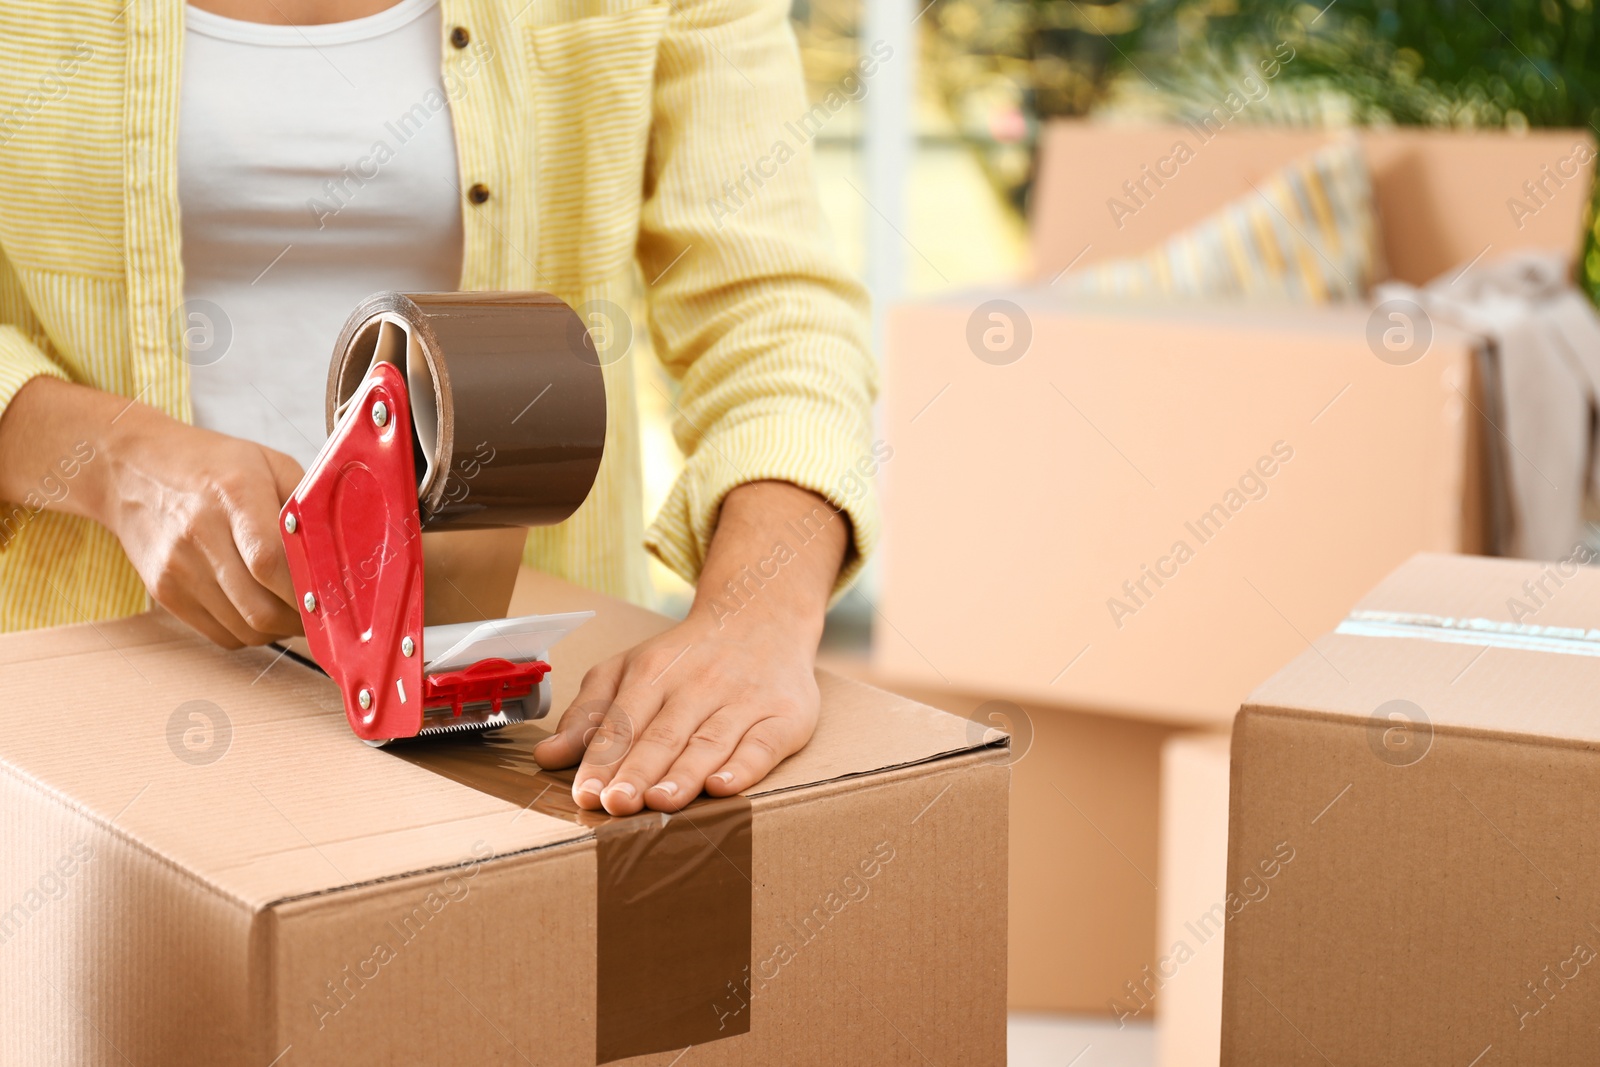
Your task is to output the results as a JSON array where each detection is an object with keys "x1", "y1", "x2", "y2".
[{"x1": 422, "y1": 610, "x2": 595, "y2": 673}]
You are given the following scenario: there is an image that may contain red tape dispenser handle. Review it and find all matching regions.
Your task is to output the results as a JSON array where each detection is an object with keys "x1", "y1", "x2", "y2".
[{"x1": 280, "y1": 362, "x2": 426, "y2": 743}]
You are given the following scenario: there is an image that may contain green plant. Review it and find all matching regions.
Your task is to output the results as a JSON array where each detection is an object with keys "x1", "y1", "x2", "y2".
[{"x1": 1119, "y1": 0, "x2": 1600, "y2": 301}]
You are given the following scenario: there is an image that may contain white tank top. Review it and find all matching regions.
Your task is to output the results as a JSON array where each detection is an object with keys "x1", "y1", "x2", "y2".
[{"x1": 177, "y1": 0, "x2": 464, "y2": 467}]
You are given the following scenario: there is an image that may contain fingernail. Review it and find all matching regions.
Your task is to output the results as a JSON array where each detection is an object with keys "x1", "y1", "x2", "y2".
[
  {"x1": 575, "y1": 778, "x2": 603, "y2": 799},
  {"x1": 649, "y1": 781, "x2": 679, "y2": 799},
  {"x1": 709, "y1": 772, "x2": 733, "y2": 787},
  {"x1": 604, "y1": 781, "x2": 636, "y2": 802}
]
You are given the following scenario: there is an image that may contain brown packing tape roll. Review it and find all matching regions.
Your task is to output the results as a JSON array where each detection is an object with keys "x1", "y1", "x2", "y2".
[
  {"x1": 393, "y1": 728, "x2": 754, "y2": 1063},
  {"x1": 326, "y1": 291, "x2": 606, "y2": 530}
]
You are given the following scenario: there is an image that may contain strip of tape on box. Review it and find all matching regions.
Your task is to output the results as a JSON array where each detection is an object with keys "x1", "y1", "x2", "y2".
[
  {"x1": 392, "y1": 729, "x2": 754, "y2": 1064},
  {"x1": 1337, "y1": 608, "x2": 1600, "y2": 658}
]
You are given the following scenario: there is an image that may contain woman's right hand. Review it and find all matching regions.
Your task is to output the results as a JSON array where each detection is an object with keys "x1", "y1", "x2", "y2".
[
  {"x1": 0, "y1": 377, "x2": 306, "y2": 649},
  {"x1": 102, "y1": 404, "x2": 306, "y2": 648}
]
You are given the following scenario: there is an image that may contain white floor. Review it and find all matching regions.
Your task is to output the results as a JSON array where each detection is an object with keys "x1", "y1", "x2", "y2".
[{"x1": 1008, "y1": 1014, "x2": 1155, "y2": 1067}]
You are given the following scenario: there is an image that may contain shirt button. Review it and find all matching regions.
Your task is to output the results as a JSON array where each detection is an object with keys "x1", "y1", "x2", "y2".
[
  {"x1": 450, "y1": 25, "x2": 470, "y2": 48},
  {"x1": 468, "y1": 183, "x2": 491, "y2": 205}
]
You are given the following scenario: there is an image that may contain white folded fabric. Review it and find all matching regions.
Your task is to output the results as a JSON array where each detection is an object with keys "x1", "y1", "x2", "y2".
[{"x1": 1378, "y1": 252, "x2": 1600, "y2": 560}]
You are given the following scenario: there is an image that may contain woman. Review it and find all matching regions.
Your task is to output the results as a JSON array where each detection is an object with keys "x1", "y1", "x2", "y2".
[{"x1": 0, "y1": 0, "x2": 877, "y2": 815}]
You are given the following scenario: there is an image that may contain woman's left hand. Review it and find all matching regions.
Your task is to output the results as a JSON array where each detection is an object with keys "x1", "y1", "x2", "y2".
[{"x1": 533, "y1": 480, "x2": 848, "y2": 814}]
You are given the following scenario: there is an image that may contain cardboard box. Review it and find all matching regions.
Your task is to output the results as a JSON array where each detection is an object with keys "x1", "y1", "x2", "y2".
[
  {"x1": 1155, "y1": 731, "x2": 1231, "y2": 1067},
  {"x1": 1004, "y1": 702, "x2": 1170, "y2": 1016},
  {"x1": 874, "y1": 125, "x2": 1581, "y2": 726},
  {"x1": 1032, "y1": 124, "x2": 1597, "y2": 284},
  {"x1": 877, "y1": 297, "x2": 1483, "y2": 725},
  {"x1": 0, "y1": 569, "x2": 1008, "y2": 1066},
  {"x1": 1223, "y1": 552, "x2": 1600, "y2": 1063},
  {"x1": 819, "y1": 657, "x2": 1175, "y2": 1016}
]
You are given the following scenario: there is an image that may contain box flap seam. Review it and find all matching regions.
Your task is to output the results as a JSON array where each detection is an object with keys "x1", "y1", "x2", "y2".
[
  {"x1": 260, "y1": 830, "x2": 594, "y2": 911},
  {"x1": 1238, "y1": 702, "x2": 1600, "y2": 754},
  {"x1": 0, "y1": 754, "x2": 259, "y2": 916}
]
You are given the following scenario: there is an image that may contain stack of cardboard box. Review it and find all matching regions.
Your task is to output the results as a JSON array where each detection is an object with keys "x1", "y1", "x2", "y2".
[{"x1": 873, "y1": 122, "x2": 1596, "y2": 1062}]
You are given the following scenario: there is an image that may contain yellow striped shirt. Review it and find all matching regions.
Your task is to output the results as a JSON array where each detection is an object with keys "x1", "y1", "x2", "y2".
[{"x1": 0, "y1": 0, "x2": 877, "y2": 629}]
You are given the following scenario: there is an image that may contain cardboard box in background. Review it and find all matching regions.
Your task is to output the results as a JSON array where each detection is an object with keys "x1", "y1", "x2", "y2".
[
  {"x1": 820, "y1": 655, "x2": 1176, "y2": 1016},
  {"x1": 0, "y1": 571, "x2": 1007, "y2": 1066},
  {"x1": 875, "y1": 124, "x2": 1595, "y2": 728},
  {"x1": 867, "y1": 122, "x2": 1583, "y2": 1027},
  {"x1": 1223, "y1": 553, "x2": 1600, "y2": 1063},
  {"x1": 1031, "y1": 124, "x2": 1596, "y2": 285},
  {"x1": 1156, "y1": 732, "x2": 1232, "y2": 1067},
  {"x1": 878, "y1": 299, "x2": 1483, "y2": 726}
]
